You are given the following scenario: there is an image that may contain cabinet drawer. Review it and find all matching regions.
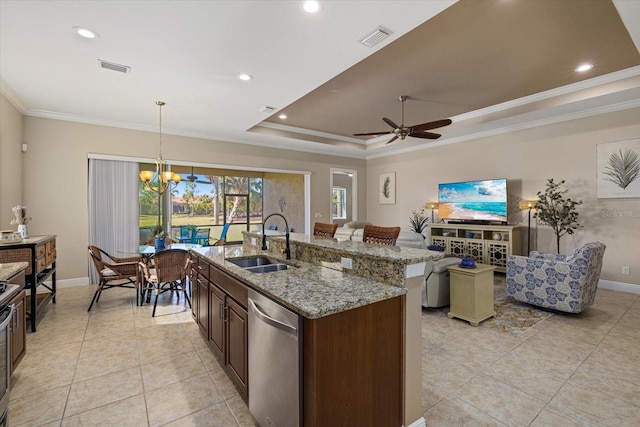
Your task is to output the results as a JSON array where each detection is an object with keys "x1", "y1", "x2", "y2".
[
  {"x1": 195, "y1": 257, "x2": 210, "y2": 280},
  {"x1": 36, "y1": 256, "x2": 46, "y2": 273},
  {"x1": 217, "y1": 270, "x2": 248, "y2": 309},
  {"x1": 36, "y1": 244, "x2": 46, "y2": 259},
  {"x1": 45, "y1": 241, "x2": 56, "y2": 265}
]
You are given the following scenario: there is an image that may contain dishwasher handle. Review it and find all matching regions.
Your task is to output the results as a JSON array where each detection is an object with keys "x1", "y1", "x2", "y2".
[{"x1": 248, "y1": 298, "x2": 297, "y2": 337}]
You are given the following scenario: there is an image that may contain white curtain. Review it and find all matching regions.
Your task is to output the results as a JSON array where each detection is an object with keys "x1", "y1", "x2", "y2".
[{"x1": 88, "y1": 159, "x2": 140, "y2": 284}]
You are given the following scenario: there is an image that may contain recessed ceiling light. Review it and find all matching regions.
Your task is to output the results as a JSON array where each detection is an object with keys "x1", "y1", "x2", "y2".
[
  {"x1": 72, "y1": 26, "x2": 98, "y2": 39},
  {"x1": 302, "y1": 1, "x2": 321, "y2": 13},
  {"x1": 575, "y1": 63, "x2": 594, "y2": 73},
  {"x1": 238, "y1": 73, "x2": 253, "y2": 81},
  {"x1": 278, "y1": 114, "x2": 287, "y2": 119}
]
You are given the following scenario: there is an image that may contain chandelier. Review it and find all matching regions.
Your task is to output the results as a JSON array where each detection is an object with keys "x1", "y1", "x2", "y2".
[{"x1": 139, "y1": 101, "x2": 181, "y2": 194}]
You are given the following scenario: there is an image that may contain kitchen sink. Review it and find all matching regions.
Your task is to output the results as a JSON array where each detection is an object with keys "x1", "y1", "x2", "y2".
[
  {"x1": 244, "y1": 264, "x2": 291, "y2": 274},
  {"x1": 228, "y1": 256, "x2": 278, "y2": 268}
]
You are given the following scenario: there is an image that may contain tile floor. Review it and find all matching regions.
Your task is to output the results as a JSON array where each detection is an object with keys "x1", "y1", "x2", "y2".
[{"x1": 8, "y1": 277, "x2": 640, "y2": 426}]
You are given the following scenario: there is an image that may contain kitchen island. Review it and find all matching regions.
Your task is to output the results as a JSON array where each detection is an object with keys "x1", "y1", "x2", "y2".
[{"x1": 191, "y1": 232, "x2": 443, "y2": 427}]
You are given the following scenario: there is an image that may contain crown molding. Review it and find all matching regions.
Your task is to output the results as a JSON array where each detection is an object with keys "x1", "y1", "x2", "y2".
[{"x1": 0, "y1": 77, "x2": 26, "y2": 113}]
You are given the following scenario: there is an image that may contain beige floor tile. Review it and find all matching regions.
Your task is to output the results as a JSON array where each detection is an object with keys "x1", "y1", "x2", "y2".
[
  {"x1": 195, "y1": 346, "x2": 225, "y2": 372},
  {"x1": 163, "y1": 400, "x2": 239, "y2": 426},
  {"x1": 225, "y1": 395, "x2": 258, "y2": 427},
  {"x1": 424, "y1": 396, "x2": 507, "y2": 427},
  {"x1": 15, "y1": 340, "x2": 82, "y2": 371},
  {"x1": 570, "y1": 359, "x2": 640, "y2": 407},
  {"x1": 61, "y1": 394, "x2": 148, "y2": 426},
  {"x1": 482, "y1": 355, "x2": 565, "y2": 402},
  {"x1": 549, "y1": 379, "x2": 640, "y2": 426},
  {"x1": 10, "y1": 358, "x2": 77, "y2": 400},
  {"x1": 530, "y1": 407, "x2": 599, "y2": 426},
  {"x1": 438, "y1": 339, "x2": 506, "y2": 372},
  {"x1": 421, "y1": 349, "x2": 481, "y2": 391},
  {"x1": 145, "y1": 372, "x2": 223, "y2": 426},
  {"x1": 73, "y1": 347, "x2": 140, "y2": 383},
  {"x1": 141, "y1": 350, "x2": 207, "y2": 391},
  {"x1": 64, "y1": 366, "x2": 144, "y2": 417},
  {"x1": 8, "y1": 384, "x2": 69, "y2": 426},
  {"x1": 421, "y1": 379, "x2": 450, "y2": 412},
  {"x1": 452, "y1": 374, "x2": 547, "y2": 426},
  {"x1": 79, "y1": 332, "x2": 139, "y2": 359},
  {"x1": 136, "y1": 335, "x2": 196, "y2": 363},
  {"x1": 209, "y1": 368, "x2": 243, "y2": 400}
]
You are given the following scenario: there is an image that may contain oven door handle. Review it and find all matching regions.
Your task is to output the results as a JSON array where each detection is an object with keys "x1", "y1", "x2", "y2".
[{"x1": 0, "y1": 305, "x2": 13, "y2": 331}]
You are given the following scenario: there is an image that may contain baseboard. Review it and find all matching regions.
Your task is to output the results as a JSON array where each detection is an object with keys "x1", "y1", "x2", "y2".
[
  {"x1": 598, "y1": 279, "x2": 640, "y2": 295},
  {"x1": 42, "y1": 276, "x2": 90, "y2": 289},
  {"x1": 404, "y1": 417, "x2": 426, "y2": 427}
]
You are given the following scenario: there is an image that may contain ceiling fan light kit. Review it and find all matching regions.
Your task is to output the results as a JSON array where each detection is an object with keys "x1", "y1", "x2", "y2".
[{"x1": 354, "y1": 95, "x2": 452, "y2": 145}]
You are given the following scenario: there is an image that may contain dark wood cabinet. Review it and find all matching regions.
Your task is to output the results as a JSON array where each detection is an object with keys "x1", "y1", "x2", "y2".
[
  {"x1": 226, "y1": 296, "x2": 248, "y2": 390},
  {"x1": 191, "y1": 252, "x2": 248, "y2": 399},
  {"x1": 208, "y1": 283, "x2": 225, "y2": 358},
  {"x1": 190, "y1": 264, "x2": 198, "y2": 323},
  {"x1": 5, "y1": 268, "x2": 27, "y2": 374},
  {"x1": 303, "y1": 296, "x2": 404, "y2": 426},
  {"x1": 10, "y1": 290, "x2": 26, "y2": 373}
]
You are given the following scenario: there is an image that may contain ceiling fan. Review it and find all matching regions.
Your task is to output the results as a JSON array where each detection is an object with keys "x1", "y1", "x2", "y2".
[
  {"x1": 354, "y1": 95, "x2": 452, "y2": 145},
  {"x1": 185, "y1": 167, "x2": 212, "y2": 184}
]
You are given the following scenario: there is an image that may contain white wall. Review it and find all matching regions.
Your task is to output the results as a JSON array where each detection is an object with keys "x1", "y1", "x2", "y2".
[
  {"x1": 0, "y1": 94, "x2": 23, "y2": 226},
  {"x1": 366, "y1": 108, "x2": 640, "y2": 287}
]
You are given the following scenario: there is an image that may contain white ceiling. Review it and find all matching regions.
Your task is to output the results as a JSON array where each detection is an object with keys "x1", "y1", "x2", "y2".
[{"x1": 1, "y1": 0, "x2": 639, "y2": 160}]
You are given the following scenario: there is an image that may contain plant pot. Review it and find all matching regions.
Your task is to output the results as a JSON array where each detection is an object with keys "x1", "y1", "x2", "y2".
[{"x1": 155, "y1": 238, "x2": 165, "y2": 250}]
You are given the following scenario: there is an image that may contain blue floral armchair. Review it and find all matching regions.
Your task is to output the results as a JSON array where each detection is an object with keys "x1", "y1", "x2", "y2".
[{"x1": 506, "y1": 242, "x2": 606, "y2": 313}]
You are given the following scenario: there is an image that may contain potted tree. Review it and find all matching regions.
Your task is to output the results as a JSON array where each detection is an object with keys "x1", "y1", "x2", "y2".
[{"x1": 534, "y1": 178, "x2": 582, "y2": 253}]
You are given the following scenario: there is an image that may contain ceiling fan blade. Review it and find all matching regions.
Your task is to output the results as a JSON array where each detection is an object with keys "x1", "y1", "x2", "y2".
[
  {"x1": 353, "y1": 131, "x2": 392, "y2": 137},
  {"x1": 411, "y1": 119, "x2": 452, "y2": 132},
  {"x1": 383, "y1": 117, "x2": 399, "y2": 129},
  {"x1": 196, "y1": 179, "x2": 212, "y2": 184},
  {"x1": 385, "y1": 134, "x2": 399, "y2": 145},
  {"x1": 409, "y1": 131, "x2": 442, "y2": 140}
]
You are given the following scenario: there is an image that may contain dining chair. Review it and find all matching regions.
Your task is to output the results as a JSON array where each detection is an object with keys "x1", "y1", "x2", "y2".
[
  {"x1": 313, "y1": 222, "x2": 338, "y2": 237},
  {"x1": 138, "y1": 249, "x2": 191, "y2": 317},
  {"x1": 211, "y1": 223, "x2": 230, "y2": 246},
  {"x1": 194, "y1": 227, "x2": 211, "y2": 246},
  {"x1": 87, "y1": 245, "x2": 141, "y2": 311},
  {"x1": 362, "y1": 224, "x2": 401, "y2": 246}
]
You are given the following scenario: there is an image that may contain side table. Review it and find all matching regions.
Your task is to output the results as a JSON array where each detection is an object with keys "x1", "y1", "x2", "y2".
[{"x1": 447, "y1": 263, "x2": 496, "y2": 326}]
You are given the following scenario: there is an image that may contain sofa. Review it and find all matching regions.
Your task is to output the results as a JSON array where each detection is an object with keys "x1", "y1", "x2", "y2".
[{"x1": 334, "y1": 222, "x2": 459, "y2": 307}]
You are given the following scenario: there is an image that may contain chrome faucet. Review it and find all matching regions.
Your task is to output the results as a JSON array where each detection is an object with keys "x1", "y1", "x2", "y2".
[{"x1": 262, "y1": 213, "x2": 291, "y2": 260}]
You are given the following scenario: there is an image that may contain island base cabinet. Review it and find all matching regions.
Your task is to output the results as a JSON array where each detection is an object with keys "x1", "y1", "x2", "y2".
[
  {"x1": 302, "y1": 296, "x2": 404, "y2": 427},
  {"x1": 226, "y1": 297, "x2": 248, "y2": 391}
]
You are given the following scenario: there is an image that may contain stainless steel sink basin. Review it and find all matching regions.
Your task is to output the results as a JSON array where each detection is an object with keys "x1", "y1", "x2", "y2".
[
  {"x1": 228, "y1": 256, "x2": 277, "y2": 268},
  {"x1": 244, "y1": 264, "x2": 291, "y2": 274}
]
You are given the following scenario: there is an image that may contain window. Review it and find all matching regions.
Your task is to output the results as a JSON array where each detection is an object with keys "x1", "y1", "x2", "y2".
[
  {"x1": 332, "y1": 187, "x2": 347, "y2": 220},
  {"x1": 139, "y1": 165, "x2": 264, "y2": 244}
]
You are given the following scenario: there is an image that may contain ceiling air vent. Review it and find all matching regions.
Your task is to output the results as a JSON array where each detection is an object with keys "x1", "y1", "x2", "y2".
[
  {"x1": 259, "y1": 105, "x2": 277, "y2": 113},
  {"x1": 98, "y1": 59, "x2": 131, "y2": 74},
  {"x1": 359, "y1": 26, "x2": 393, "y2": 48}
]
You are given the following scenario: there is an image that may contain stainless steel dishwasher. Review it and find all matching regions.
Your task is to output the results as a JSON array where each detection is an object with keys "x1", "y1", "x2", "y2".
[{"x1": 248, "y1": 289, "x2": 302, "y2": 427}]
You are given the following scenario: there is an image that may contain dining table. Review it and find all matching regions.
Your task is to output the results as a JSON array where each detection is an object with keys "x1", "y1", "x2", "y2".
[{"x1": 121, "y1": 243, "x2": 202, "y2": 304}]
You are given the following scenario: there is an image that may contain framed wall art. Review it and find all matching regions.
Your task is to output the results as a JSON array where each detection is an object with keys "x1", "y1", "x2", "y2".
[
  {"x1": 597, "y1": 139, "x2": 640, "y2": 199},
  {"x1": 379, "y1": 172, "x2": 396, "y2": 204}
]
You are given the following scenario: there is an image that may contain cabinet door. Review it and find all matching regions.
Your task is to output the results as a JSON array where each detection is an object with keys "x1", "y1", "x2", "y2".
[
  {"x1": 190, "y1": 267, "x2": 198, "y2": 322},
  {"x1": 196, "y1": 277, "x2": 209, "y2": 336},
  {"x1": 226, "y1": 297, "x2": 248, "y2": 391},
  {"x1": 209, "y1": 284, "x2": 225, "y2": 358},
  {"x1": 10, "y1": 290, "x2": 26, "y2": 373}
]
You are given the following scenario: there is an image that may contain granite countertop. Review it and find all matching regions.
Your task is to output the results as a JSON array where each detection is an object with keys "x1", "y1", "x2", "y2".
[
  {"x1": 0, "y1": 262, "x2": 29, "y2": 281},
  {"x1": 192, "y1": 245, "x2": 407, "y2": 319}
]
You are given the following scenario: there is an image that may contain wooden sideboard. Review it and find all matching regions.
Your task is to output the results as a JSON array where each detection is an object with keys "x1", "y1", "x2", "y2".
[{"x1": 0, "y1": 236, "x2": 57, "y2": 332}]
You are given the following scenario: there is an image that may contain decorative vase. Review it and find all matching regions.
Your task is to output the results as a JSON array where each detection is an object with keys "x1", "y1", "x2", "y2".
[
  {"x1": 17, "y1": 224, "x2": 28, "y2": 239},
  {"x1": 493, "y1": 233, "x2": 502, "y2": 241},
  {"x1": 155, "y1": 238, "x2": 165, "y2": 250}
]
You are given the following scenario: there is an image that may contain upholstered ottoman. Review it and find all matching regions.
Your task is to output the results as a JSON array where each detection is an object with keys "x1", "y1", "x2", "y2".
[{"x1": 422, "y1": 257, "x2": 461, "y2": 308}]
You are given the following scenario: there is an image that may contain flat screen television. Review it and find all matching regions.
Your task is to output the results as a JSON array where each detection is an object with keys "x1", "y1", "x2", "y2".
[{"x1": 438, "y1": 178, "x2": 508, "y2": 224}]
